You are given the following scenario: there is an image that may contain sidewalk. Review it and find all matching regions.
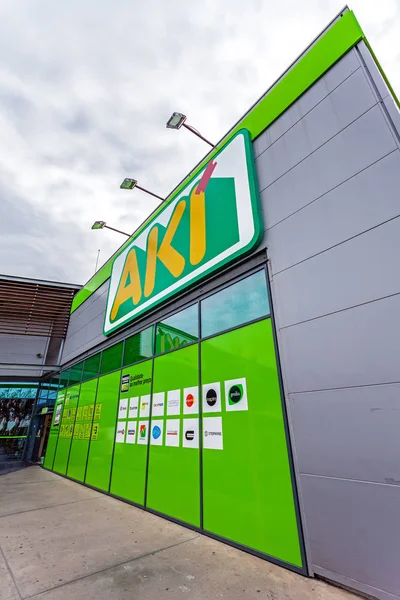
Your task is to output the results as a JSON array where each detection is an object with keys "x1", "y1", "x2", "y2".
[{"x1": 0, "y1": 466, "x2": 358, "y2": 600}]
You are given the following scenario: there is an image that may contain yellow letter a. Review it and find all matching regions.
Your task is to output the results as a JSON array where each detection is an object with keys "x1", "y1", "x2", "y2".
[
  {"x1": 110, "y1": 247, "x2": 142, "y2": 321},
  {"x1": 144, "y1": 200, "x2": 186, "y2": 297}
]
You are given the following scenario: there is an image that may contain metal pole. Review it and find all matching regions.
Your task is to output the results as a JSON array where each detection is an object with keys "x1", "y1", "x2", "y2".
[
  {"x1": 136, "y1": 185, "x2": 164, "y2": 202},
  {"x1": 94, "y1": 249, "x2": 101, "y2": 273},
  {"x1": 104, "y1": 225, "x2": 130, "y2": 237},
  {"x1": 183, "y1": 122, "x2": 215, "y2": 148}
]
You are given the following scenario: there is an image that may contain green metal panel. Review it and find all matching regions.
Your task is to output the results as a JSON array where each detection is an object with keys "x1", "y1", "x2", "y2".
[
  {"x1": 201, "y1": 319, "x2": 302, "y2": 567},
  {"x1": 71, "y1": 10, "x2": 364, "y2": 314},
  {"x1": 66, "y1": 379, "x2": 97, "y2": 482},
  {"x1": 146, "y1": 344, "x2": 200, "y2": 527},
  {"x1": 53, "y1": 386, "x2": 80, "y2": 475},
  {"x1": 85, "y1": 371, "x2": 120, "y2": 491},
  {"x1": 110, "y1": 360, "x2": 153, "y2": 504}
]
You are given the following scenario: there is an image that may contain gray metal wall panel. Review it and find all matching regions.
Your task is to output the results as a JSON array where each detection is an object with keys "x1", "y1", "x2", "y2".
[
  {"x1": 256, "y1": 67, "x2": 377, "y2": 192},
  {"x1": 0, "y1": 334, "x2": 48, "y2": 366},
  {"x1": 280, "y1": 293, "x2": 400, "y2": 393},
  {"x1": 259, "y1": 104, "x2": 397, "y2": 229},
  {"x1": 300, "y1": 474, "x2": 400, "y2": 599},
  {"x1": 274, "y1": 215, "x2": 400, "y2": 327},
  {"x1": 289, "y1": 385, "x2": 400, "y2": 484},
  {"x1": 267, "y1": 149, "x2": 400, "y2": 274}
]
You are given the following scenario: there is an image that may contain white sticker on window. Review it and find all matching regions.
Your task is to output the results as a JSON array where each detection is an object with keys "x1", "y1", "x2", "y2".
[
  {"x1": 224, "y1": 378, "x2": 248, "y2": 412},
  {"x1": 203, "y1": 416, "x2": 223, "y2": 450},
  {"x1": 115, "y1": 421, "x2": 126, "y2": 443},
  {"x1": 139, "y1": 395, "x2": 150, "y2": 418},
  {"x1": 128, "y1": 397, "x2": 139, "y2": 419},
  {"x1": 183, "y1": 418, "x2": 199, "y2": 448},
  {"x1": 126, "y1": 421, "x2": 137, "y2": 444},
  {"x1": 152, "y1": 392, "x2": 165, "y2": 417},
  {"x1": 167, "y1": 389, "x2": 181, "y2": 416},
  {"x1": 165, "y1": 419, "x2": 180, "y2": 447},
  {"x1": 138, "y1": 421, "x2": 149, "y2": 444},
  {"x1": 202, "y1": 382, "x2": 221, "y2": 413},
  {"x1": 183, "y1": 386, "x2": 198, "y2": 415},
  {"x1": 150, "y1": 419, "x2": 163, "y2": 446},
  {"x1": 118, "y1": 398, "x2": 128, "y2": 420}
]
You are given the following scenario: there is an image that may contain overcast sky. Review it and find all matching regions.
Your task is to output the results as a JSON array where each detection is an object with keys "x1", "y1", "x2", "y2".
[{"x1": 0, "y1": 0, "x2": 399, "y2": 286}]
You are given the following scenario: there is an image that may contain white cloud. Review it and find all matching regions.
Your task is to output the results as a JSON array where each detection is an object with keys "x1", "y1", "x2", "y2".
[{"x1": 0, "y1": 0, "x2": 398, "y2": 284}]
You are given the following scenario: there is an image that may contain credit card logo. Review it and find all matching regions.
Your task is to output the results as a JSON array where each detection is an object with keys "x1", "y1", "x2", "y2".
[
  {"x1": 185, "y1": 430, "x2": 195, "y2": 441},
  {"x1": 140, "y1": 424, "x2": 146, "y2": 438},
  {"x1": 186, "y1": 394, "x2": 194, "y2": 408}
]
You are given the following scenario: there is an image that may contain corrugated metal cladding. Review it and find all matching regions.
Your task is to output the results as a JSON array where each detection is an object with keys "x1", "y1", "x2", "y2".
[
  {"x1": 62, "y1": 41, "x2": 400, "y2": 600},
  {"x1": 0, "y1": 277, "x2": 78, "y2": 338}
]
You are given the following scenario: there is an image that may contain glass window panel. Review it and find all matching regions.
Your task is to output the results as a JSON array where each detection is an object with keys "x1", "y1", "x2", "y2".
[
  {"x1": 59, "y1": 370, "x2": 70, "y2": 389},
  {"x1": 99, "y1": 342, "x2": 123, "y2": 375},
  {"x1": 201, "y1": 271, "x2": 270, "y2": 338},
  {"x1": 68, "y1": 362, "x2": 84, "y2": 385},
  {"x1": 155, "y1": 304, "x2": 198, "y2": 355},
  {"x1": 82, "y1": 354, "x2": 101, "y2": 382},
  {"x1": 123, "y1": 327, "x2": 154, "y2": 367}
]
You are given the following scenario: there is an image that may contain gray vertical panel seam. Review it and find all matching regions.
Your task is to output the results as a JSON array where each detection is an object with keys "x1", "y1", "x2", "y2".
[
  {"x1": 266, "y1": 148, "x2": 398, "y2": 231},
  {"x1": 264, "y1": 261, "x2": 310, "y2": 575},
  {"x1": 290, "y1": 380, "x2": 400, "y2": 395},
  {"x1": 356, "y1": 45, "x2": 400, "y2": 148},
  {"x1": 258, "y1": 102, "x2": 381, "y2": 195},
  {"x1": 255, "y1": 63, "x2": 362, "y2": 158},
  {"x1": 300, "y1": 472, "x2": 400, "y2": 488},
  {"x1": 280, "y1": 288, "x2": 400, "y2": 331},
  {"x1": 273, "y1": 210, "x2": 400, "y2": 277}
]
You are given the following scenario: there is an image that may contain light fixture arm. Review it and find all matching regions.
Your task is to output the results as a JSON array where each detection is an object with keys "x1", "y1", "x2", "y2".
[
  {"x1": 104, "y1": 224, "x2": 130, "y2": 237},
  {"x1": 136, "y1": 184, "x2": 164, "y2": 202},
  {"x1": 183, "y1": 122, "x2": 215, "y2": 147}
]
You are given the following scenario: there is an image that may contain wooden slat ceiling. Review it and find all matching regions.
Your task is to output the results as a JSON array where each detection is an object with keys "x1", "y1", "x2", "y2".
[{"x1": 0, "y1": 279, "x2": 77, "y2": 338}]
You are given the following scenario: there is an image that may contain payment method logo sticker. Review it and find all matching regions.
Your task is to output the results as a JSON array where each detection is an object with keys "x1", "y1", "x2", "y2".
[
  {"x1": 138, "y1": 421, "x2": 149, "y2": 444},
  {"x1": 151, "y1": 392, "x2": 165, "y2": 417},
  {"x1": 183, "y1": 418, "x2": 199, "y2": 449},
  {"x1": 203, "y1": 416, "x2": 223, "y2": 450},
  {"x1": 167, "y1": 389, "x2": 180, "y2": 416},
  {"x1": 202, "y1": 382, "x2": 221, "y2": 413},
  {"x1": 128, "y1": 397, "x2": 139, "y2": 419},
  {"x1": 115, "y1": 422, "x2": 126, "y2": 443},
  {"x1": 120, "y1": 374, "x2": 130, "y2": 394},
  {"x1": 118, "y1": 398, "x2": 128, "y2": 419},
  {"x1": 183, "y1": 386, "x2": 198, "y2": 415},
  {"x1": 150, "y1": 420, "x2": 163, "y2": 446},
  {"x1": 126, "y1": 422, "x2": 137, "y2": 444},
  {"x1": 139, "y1": 394, "x2": 150, "y2": 418},
  {"x1": 224, "y1": 378, "x2": 248, "y2": 412},
  {"x1": 165, "y1": 419, "x2": 180, "y2": 447}
]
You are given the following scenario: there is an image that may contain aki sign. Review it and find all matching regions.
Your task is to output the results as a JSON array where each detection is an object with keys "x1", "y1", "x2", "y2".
[{"x1": 104, "y1": 129, "x2": 262, "y2": 335}]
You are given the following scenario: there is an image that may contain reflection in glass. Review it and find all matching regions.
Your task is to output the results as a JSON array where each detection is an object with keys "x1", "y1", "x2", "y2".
[
  {"x1": 123, "y1": 327, "x2": 153, "y2": 367},
  {"x1": 100, "y1": 342, "x2": 123, "y2": 375},
  {"x1": 82, "y1": 354, "x2": 101, "y2": 382},
  {"x1": 201, "y1": 271, "x2": 270, "y2": 338},
  {"x1": 156, "y1": 304, "x2": 198, "y2": 354}
]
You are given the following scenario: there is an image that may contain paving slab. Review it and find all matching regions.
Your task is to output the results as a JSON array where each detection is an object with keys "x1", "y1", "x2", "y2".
[
  {"x1": 0, "y1": 466, "x2": 55, "y2": 486},
  {"x1": 0, "y1": 476, "x2": 99, "y2": 517},
  {"x1": 0, "y1": 548, "x2": 20, "y2": 600},
  {"x1": 0, "y1": 467, "x2": 359, "y2": 600},
  {"x1": 28, "y1": 535, "x2": 357, "y2": 600},
  {"x1": 0, "y1": 473, "x2": 198, "y2": 597}
]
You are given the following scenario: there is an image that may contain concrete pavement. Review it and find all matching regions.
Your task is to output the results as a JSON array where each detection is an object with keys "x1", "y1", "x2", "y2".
[{"x1": 0, "y1": 466, "x2": 359, "y2": 600}]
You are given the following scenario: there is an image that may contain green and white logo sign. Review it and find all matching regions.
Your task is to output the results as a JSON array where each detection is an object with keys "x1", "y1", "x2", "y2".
[{"x1": 104, "y1": 129, "x2": 261, "y2": 335}]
